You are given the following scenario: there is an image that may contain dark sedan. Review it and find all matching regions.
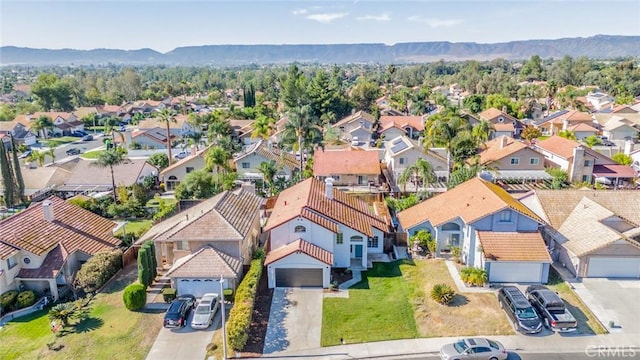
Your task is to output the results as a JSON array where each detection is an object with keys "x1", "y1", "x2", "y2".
[{"x1": 163, "y1": 294, "x2": 196, "y2": 328}]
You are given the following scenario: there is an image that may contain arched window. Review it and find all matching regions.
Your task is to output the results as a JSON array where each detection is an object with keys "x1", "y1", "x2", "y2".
[
  {"x1": 350, "y1": 235, "x2": 364, "y2": 242},
  {"x1": 442, "y1": 222, "x2": 460, "y2": 231},
  {"x1": 294, "y1": 225, "x2": 306, "y2": 233}
]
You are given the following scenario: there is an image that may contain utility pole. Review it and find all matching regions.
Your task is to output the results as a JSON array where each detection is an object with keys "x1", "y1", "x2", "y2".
[{"x1": 219, "y1": 275, "x2": 227, "y2": 359}]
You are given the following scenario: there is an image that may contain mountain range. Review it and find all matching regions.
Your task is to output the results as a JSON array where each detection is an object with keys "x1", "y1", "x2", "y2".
[{"x1": 1, "y1": 35, "x2": 639, "y2": 66}]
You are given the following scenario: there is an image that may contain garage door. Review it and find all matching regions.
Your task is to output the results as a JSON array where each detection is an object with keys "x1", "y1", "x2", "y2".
[
  {"x1": 275, "y1": 268, "x2": 323, "y2": 287},
  {"x1": 177, "y1": 278, "x2": 218, "y2": 298},
  {"x1": 489, "y1": 262, "x2": 542, "y2": 283},
  {"x1": 587, "y1": 257, "x2": 640, "y2": 278}
]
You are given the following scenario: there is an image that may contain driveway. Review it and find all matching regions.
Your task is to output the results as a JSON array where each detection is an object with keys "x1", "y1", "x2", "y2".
[
  {"x1": 263, "y1": 288, "x2": 323, "y2": 354},
  {"x1": 146, "y1": 308, "x2": 220, "y2": 360},
  {"x1": 571, "y1": 278, "x2": 640, "y2": 334}
]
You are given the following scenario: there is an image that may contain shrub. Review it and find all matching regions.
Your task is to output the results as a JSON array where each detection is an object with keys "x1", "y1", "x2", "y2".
[
  {"x1": 162, "y1": 288, "x2": 177, "y2": 303},
  {"x1": 123, "y1": 283, "x2": 147, "y2": 311},
  {"x1": 16, "y1": 291, "x2": 37, "y2": 309},
  {"x1": 431, "y1": 283, "x2": 455, "y2": 305},
  {"x1": 460, "y1": 266, "x2": 488, "y2": 287},
  {"x1": 451, "y1": 246, "x2": 461, "y2": 263},
  {"x1": 75, "y1": 249, "x2": 123, "y2": 293},
  {"x1": 223, "y1": 288, "x2": 234, "y2": 303},
  {"x1": 226, "y1": 254, "x2": 264, "y2": 351},
  {"x1": 137, "y1": 247, "x2": 151, "y2": 287},
  {"x1": 1, "y1": 290, "x2": 18, "y2": 312}
]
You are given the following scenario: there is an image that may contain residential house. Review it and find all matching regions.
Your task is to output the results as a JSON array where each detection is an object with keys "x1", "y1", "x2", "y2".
[
  {"x1": 313, "y1": 149, "x2": 381, "y2": 188},
  {"x1": 533, "y1": 110, "x2": 569, "y2": 136},
  {"x1": 55, "y1": 158, "x2": 158, "y2": 198},
  {"x1": 4, "y1": 165, "x2": 72, "y2": 198},
  {"x1": 475, "y1": 136, "x2": 550, "y2": 182},
  {"x1": 126, "y1": 100, "x2": 164, "y2": 115},
  {"x1": 566, "y1": 123, "x2": 599, "y2": 140},
  {"x1": 0, "y1": 197, "x2": 121, "y2": 300},
  {"x1": 332, "y1": 111, "x2": 376, "y2": 144},
  {"x1": 397, "y1": 177, "x2": 550, "y2": 283},
  {"x1": 376, "y1": 96, "x2": 390, "y2": 110},
  {"x1": 264, "y1": 178, "x2": 391, "y2": 288},
  {"x1": 160, "y1": 145, "x2": 209, "y2": 191},
  {"x1": 128, "y1": 127, "x2": 177, "y2": 149},
  {"x1": 534, "y1": 135, "x2": 636, "y2": 185},
  {"x1": 96, "y1": 104, "x2": 127, "y2": 118},
  {"x1": 137, "y1": 189, "x2": 264, "y2": 295},
  {"x1": 136, "y1": 115, "x2": 195, "y2": 138},
  {"x1": 0, "y1": 120, "x2": 36, "y2": 146},
  {"x1": 534, "y1": 109, "x2": 595, "y2": 136},
  {"x1": 29, "y1": 112, "x2": 84, "y2": 137},
  {"x1": 383, "y1": 135, "x2": 448, "y2": 186},
  {"x1": 232, "y1": 140, "x2": 298, "y2": 181},
  {"x1": 378, "y1": 115, "x2": 424, "y2": 140},
  {"x1": 520, "y1": 190, "x2": 640, "y2": 278},
  {"x1": 585, "y1": 91, "x2": 614, "y2": 111},
  {"x1": 72, "y1": 106, "x2": 99, "y2": 120},
  {"x1": 478, "y1": 108, "x2": 524, "y2": 138},
  {"x1": 601, "y1": 116, "x2": 640, "y2": 141},
  {"x1": 229, "y1": 119, "x2": 256, "y2": 145}
]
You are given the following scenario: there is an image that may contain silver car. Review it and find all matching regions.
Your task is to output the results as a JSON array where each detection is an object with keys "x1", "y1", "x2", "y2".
[
  {"x1": 190, "y1": 293, "x2": 220, "y2": 329},
  {"x1": 439, "y1": 338, "x2": 508, "y2": 360}
]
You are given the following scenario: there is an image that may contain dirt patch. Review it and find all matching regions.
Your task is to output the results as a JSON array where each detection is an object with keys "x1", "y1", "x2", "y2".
[
  {"x1": 331, "y1": 268, "x2": 353, "y2": 285},
  {"x1": 241, "y1": 269, "x2": 273, "y2": 356}
]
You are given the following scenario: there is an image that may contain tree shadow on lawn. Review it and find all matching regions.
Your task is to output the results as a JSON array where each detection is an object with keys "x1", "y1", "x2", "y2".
[
  {"x1": 74, "y1": 317, "x2": 105, "y2": 333},
  {"x1": 449, "y1": 294, "x2": 469, "y2": 307},
  {"x1": 351, "y1": 260, "x2": 416, "y2": 290}
]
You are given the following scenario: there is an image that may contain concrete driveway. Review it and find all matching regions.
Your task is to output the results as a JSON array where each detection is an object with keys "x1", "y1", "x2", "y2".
[
  {"x1": 263, "y1": 288, "x2": 323, "y2": 354},
  {"x1": 146, "y1": 308, "x2": 220, "y2": 360},
  {"x1": 572, "y1": 278, "x2": 640, "y2": 334}
]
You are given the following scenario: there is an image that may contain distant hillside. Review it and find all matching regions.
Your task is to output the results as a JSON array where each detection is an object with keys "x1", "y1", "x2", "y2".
[{"x1": 2, "y1": 35, "x2": 639, "y2": 66}]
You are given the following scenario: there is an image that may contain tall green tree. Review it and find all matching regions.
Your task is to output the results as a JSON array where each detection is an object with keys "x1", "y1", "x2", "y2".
[
  {"x1": 27, "y1": 150, "x2": 46, "y2": 167},
  {"x1": 32, "y1": 115, "x2": 54, "y2": 139},
  {"x1": 175, "y1": 169, "x2": 217, "y2": 200},
  {"x1": 10, "y1": 135, "x2": 24, "y2": 203},
  {"x1": 423, "y1": 107, "x2": 471, "y2": 174},
  {"x1": 0, "y1": 142, "x2": 15, "y2": 207},
  {"x1": 281, "y1": 64, "x2": 308, "y2": 110},
  {"x1": 250, "y1": 114, "x2": 276, "y2": 141},
  {"x1": 282, "y1": 105, "x2": 323, "y2": 177},
  {"x1": 471, "y1": 120, "x2": 495, "y2": 146},
  {"x1": 257, "y1": 160, "x2": 280, "y2": 196},
  {"x1": 31, "y1": 73, "x2": 73, "y2": 111},
  {"x1": 156, "y1": 108, "x2": 177, "y2": 163},
  {"x1": 93, "y1": 148, "x2": 128, "y2": 202},
  {"x1": 398, "y1": 158, "x2": 436, "y2": 193}
]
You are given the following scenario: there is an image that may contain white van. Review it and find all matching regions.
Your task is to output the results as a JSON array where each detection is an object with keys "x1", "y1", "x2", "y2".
[{"x1": 351, "y1": 137, "x2": 359, "y2": 146}]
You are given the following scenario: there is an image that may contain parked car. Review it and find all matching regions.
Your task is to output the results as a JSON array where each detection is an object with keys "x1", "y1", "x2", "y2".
[
  {"x1": 351, "y1": 136, "x2": 360, "y2": 146},
  {"x1": 439, "y1": 337, "x2": 508, "y2": 360},
  {"x1": 66, "y1": 148, "x2": 81, "y2": 156},
  {"x1": 81, "y1": 134, "x2": 94, "y2": 141},
  {"x1": 602, "y1": 140, "x2": 615, "y2": 146},
  {"x1": 191, "y1": 293, "x2": 220, "y2": 330},
  {"x1": 72, "y1": 130, "x2": 87, "y2": 137},
  {"x1": 497, "y1": 286, "x2": 543, "y2": 334},
  {"x1": 173, "y1": 151, "x2": 189, "y2": 160},
  {"x1": 163, "y1": 294, "x2": 196, "y2": 328},
  {"x1": 525, "y1": 285, "x2": 577, "y2": 332}
]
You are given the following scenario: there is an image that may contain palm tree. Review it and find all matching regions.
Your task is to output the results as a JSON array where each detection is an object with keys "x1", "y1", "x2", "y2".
[
  {"x1": 471, "y1": 120, "x2": 495, "y2": 147},
  {"x1": 251, "y1": 115, "x2": 276, "y2": 141},
  {"x1": 282, "y1": 105, "x2": 323, "y2": 177},
  {"x1": 28, "y1": 150, "x2": 46, "y2": 167},
  {"x1": 48, "y1": 302, "x2": 80, "y2": 327},
  {"x1": 399, "y1": 158, "x2": 436, "y2": 193},
  {"x1": 32, "y1": 115, "x2": 53, "y2": 139},
  {"x1": 583, "y1": 135, "x2": 602, "y2": 148},
  {"x1": 156, "y1": 108, "x2": 177, "y2": 163},
  {"x1": 558, "y1": 130, "x2": 577, "y2": 140},
  {"x1": 46, "y1": 148, "x2": 55, "y2": 164},
  {"x1": 205, "y1": 145, "x2": 230, "y2": 187},
  {"x1": 92, "y1": 148, "x2": 127, "y2": 202},
  {"x1": 257, "y1": 160, "x2": 280, "y2": 196},
  {"x1": 423, "y1": 108, "x2": 470, "y2": 176}
]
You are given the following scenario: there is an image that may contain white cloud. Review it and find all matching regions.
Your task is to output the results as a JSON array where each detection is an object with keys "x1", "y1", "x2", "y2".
[
  {"x1": 306, "y1": 12, "x2": 348, "y2": 23},
  {"x1": 292, "y1": 8, "x2": 308, "y2": 15},
  {"x1": 408, "y1": 16, "x2": 462, "y2": 28},
  {"x1": 356, "y1": 13, "x2": 391, "y2": 22}
]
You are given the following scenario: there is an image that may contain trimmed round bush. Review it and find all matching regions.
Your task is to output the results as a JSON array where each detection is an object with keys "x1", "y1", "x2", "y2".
[
  {"x1": 1, "y1": 290, "x2": 19, "y2": 312},
  {"x1": 123, "y1": 283, "x2": 147, "y2": 311},
  {"x1": 16, "y1": 291, "x2": 37, "y2": 309}
]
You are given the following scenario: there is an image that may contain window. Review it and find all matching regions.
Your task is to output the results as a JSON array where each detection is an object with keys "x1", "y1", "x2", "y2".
[
  {"x1": 368, "y1": 236, "x2": 379, "y2": 248},
  {"x1": 499, "y1": 210, "x2": 512, "y2": 222},
  {"x1": 332, "y1": 175, "x2": 341, "y2": 181},
  {"x1": 7, "y1": 256, "x2": 17, "y2": 269},
  {"x1": 176, "y1": 240, "x2": 189, "y2": 251},
  {"x1": 582, "y1": 175, "x2": 590, "y2": 182},
  {"x1": 449, "y1": 234, "x2": 460, "y2": 247},
  {"x1": 510, "y1": 157, "x2": 520, "y2": 165},
  {"x1": 498, "y1": 117, "x2": 504, "y2": 123},
  {"x1": 23, "y1": 257, "x2": 31, "y2": 265},
  {"x1": 336, "y1": 233, "x2": 343, "y2": 244},
  {"x1": 357, "y1": 175, "x2": 366, "y2": 185},
  {"x1": 242, "y1": 162, "x2": 250, "y2": 169},
  {"x1": 584, "y1": 160, "x2": 591, "y2": 167},
  {"x1": 186, "y1": 167, "x2": 194, "y2": 173},
  {"x1": 294, "y1": 225, "x2": 306, "y2": 233},
  {"x1": 350, "y1": 235, "x2": 363, "y2": 242},
  {"x1": 399, "y1": 158, "x2": 406, "y2": 165},
  {"x1": 529, "y1": 157, "x2": 539, "y2": 165}
]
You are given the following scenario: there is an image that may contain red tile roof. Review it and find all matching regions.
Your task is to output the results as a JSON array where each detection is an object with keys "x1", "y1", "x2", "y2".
[
  {"x1": 0, "y1": 197, "x2": 120, "y2": 257},
  {"x1": 476, "y1": 136, "x2": 529, "y2": 164},
  {"x1": 265, "y1": 239, "x2": 333, "y2": 266},
  {"x1": 164, "y1": 245, "x2": 242, "y2": 278},
  {"x1": 0, "y1": 242, "x2": 19, "y2": 260},
  {"x1": 478, "y1": 231, "x2": 552, "y2": 262},
  {"x1": 379, "y1": 115, "x2": 425, "y2": 131},
  {"x1": 264, "y1": 178, "x2": 389, "y2": 237},
  {"x1": 536, "y1": 136, "x2": 582, "y2": 159},
  {"x1": 592, "y1": 164, "x2": 637, "y2": 178},
  {"x1": 313, "y1": 149, "x2": 380, "y2": 176}
]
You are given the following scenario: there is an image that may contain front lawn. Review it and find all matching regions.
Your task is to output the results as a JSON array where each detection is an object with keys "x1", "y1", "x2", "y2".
[
  {"x1": 546, "y1": 268, "x2": 607, "y2": 335},
  {"x1": 80, "y1": 150, "x2": 105, "y2": 159},
  {"x1": 114, "y1": 219, "x2": 153, "y2": 238},
  {"x1": 44, "y1": 137, "x2": 81, "y2": 148},
  {"x1": 0, "y1": 266, "x2": 163, "y2": 360},
  {"x1": 403, "y1": 259, "x2": 513, "y2": 337},
  {"x1": 321, "y1": 261, "x2": 418, "y2": 346}
]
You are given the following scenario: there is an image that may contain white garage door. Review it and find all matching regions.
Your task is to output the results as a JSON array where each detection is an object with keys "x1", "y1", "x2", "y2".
[
  {"x1": 587, "y1": 257, "x2": 640, "y2": 278},
  {"x1": 176, "y1": 278, "x2": 218, "y2": 298},
  {"x1": 489, "y1": 262, "x2": 542, "y2": 283}
]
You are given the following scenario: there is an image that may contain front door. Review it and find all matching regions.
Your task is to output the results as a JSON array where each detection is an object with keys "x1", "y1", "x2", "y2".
[{"x1": 354, "y1": 244, "x2": 363, "y2": 258}]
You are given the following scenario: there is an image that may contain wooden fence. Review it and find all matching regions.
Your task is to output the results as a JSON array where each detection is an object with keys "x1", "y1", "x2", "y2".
[{"x1": 122, "y1": 246, "x2": 139, "y2": 268}]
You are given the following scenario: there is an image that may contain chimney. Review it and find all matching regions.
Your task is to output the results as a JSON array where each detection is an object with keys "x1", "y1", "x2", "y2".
[
  {"x1": 325, "y1": 177, "x2": 334, "y2": 200},
  {"x1": 190, "y1": 144, "x2": 197, "y2": 156},
  {"x1": 624, "y1": 140, "x2": 635, "y2": 155},
  {"x1": 562, "y1": 119, "x2": 569, "y2": 131},
  {"x1": 42, "y1": 200, "x2": 54, "y2": 222},
  {"x1": 499, "y1": 136, "x2": 508, "y2": 149},
  {"x1": 502, "y1": 106, "x2": 507, "y2": 114}
]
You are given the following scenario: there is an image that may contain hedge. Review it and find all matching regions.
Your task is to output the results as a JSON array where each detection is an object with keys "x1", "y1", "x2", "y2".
[
  {"x1": 226, "y1": 250, "x2": 265, "y2": 351},
  {"x1": 75, "y1": 249, "x2": 123, "y2": 293},
  {"x1": 162, "y1": 288, "x2": 177, "y2": 303},
  {"x1": 16, "y1": 291, "x2": 37, "y2": 308},
  {"x1": 1, "y1": 290, "x2": 18, "y2": 313},
  {"x1": 123, "y1": 283, "x2": 147, "y2": 311}
]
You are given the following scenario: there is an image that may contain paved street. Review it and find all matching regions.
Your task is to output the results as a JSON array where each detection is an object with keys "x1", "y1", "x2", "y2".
[
  {"x1": 409, "y1": 352, "x2": 632, "y2": 360},
  {"x1": 28, "y1": 136, "x2": 105, "y2": 165}
]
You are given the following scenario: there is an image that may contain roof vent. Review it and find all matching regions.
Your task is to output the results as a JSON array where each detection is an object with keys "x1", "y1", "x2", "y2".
[
  {"x1": 325, "y1": 177, "x2": 334, "y2": 200},
  {"x1": 478, "y1": 170, "x2": 494, "y2": 182},
  {"x1": 42, "y1": 200, "x2": 54, "y2": 222}
]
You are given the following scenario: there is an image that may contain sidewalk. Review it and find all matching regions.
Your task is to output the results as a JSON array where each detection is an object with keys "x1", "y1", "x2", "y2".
[{"x1": 259, "y1": 333, "x2": 640, "y2": 360}]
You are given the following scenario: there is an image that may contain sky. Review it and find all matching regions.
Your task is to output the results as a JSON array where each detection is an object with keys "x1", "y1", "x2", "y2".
[{"x1": 1, "y1": 0, "x2": 639, "y2": 53}]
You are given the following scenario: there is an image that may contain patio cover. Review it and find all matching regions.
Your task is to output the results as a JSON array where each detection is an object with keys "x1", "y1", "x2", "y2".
[
  {"x1": 592, "y1": 164, "x2": 637, "y2": 179},
  {"x1": 494, "y1": 170, "x2": 553, "y2": 180}
]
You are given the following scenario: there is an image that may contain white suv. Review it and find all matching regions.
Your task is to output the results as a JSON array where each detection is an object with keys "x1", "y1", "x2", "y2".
[{"x1": 190, "y1": 293, "x2": 220, "y2": 329}]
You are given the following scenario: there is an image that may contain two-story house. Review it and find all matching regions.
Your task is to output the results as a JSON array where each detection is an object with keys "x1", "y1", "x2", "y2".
[
  {"x1": 0, "y1": 197, "x2": 121, "y2": 300},
  {"x1": 383, "y1": 135, "x2": 449, "y2": 186},
  {"x1": 535, "y1": 135, "x2": 636, "y2": 185},
  {"x1": 160, "y1": 145, "x2": 210, "y2": 191},
  {"x1": 137, "y1": 189, "x2": 264, "y2": 295},
  {"x1": 264, "y1": 178, "x2": 391, "y2": 288},
  {"x1": 332, "y1": 111, "x2": 376, "y2": 145},
  {"x1": 233, "y1": 140, "x2": 298, "y2": 182},
  {"x1": 475, "y1": 136, "x2": 550, "y2": 182},
  {"x1": 378, "y1": 115, "x2": 425, "y2": 140},
  {"x1": 313, "y1": 149, "x2": 381, "y2": 188},
  {"x1": 600, "y1": 116, "x2": 640, "y2": 141},
  {"x1": 478, "y1": 108, "x2": 524, "y2": 138},
  {"x1": 397, "y1": 177, "x2": 551, "y2": 283},
  {"x1": 0, "y1": 121, "x2": 36, "y2": 146},
  {"x1": 29, "y1": 112, "x2": 84, "y2": 137}
]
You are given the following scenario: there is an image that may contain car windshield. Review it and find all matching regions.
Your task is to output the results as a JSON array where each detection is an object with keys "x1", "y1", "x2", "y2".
[
  {"x1": 195, "y1": 306, "x2": 210, "y2": 314},
  {"x1": 516, "y1": 307, "x2": 538, "y2": 319},
  {"x1": 453, "y1": 340, "x2": 469, "y2": 353},
  {"x1": 487, "y1": 340, "x2": 500, "y2": 350}
]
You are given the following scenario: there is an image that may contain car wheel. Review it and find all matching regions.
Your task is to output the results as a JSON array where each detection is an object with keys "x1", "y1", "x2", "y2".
[
  {"x1": 498, "y1": 300, "x2": 503, "y2": 308},
  {"x1": 489, "y1": 357, "x2": 499, "y2": 360},
  {"x1": 544, "y1": 318, "x2": 550, "y2": 329},
  {"x1": 513, "y1": 319, "x2": 519, "y2": 332}
]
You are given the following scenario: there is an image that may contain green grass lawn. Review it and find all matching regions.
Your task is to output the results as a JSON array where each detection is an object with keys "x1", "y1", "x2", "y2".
[
  {"x1": 0, "y1": 266, "x2": 163, "y2": 360},
  {"x1": 80, "y1": 150, "x2": 105, "y2": 159},
  {"x1": 546, "y1": 268, "x2": 607, "y2": 335},
  {"x1": 114, "y1": 219, "x2": 153, "y2": 238},
  {"x1": 44, "y1": 137, "x2": 81, "y2": 148},
  {"x1": 321, "y1": 261, "x2": 418, "y2": 346}
]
